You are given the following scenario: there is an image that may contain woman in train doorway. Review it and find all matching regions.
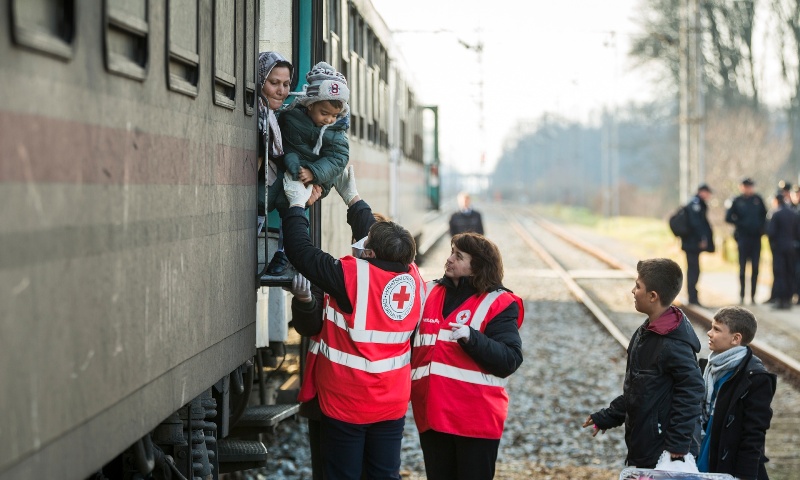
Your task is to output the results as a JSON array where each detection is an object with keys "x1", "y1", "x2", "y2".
[
  {"x1": 258, "y1": 51, "x2": 320, "y2": 274},
  {"x1": 410, "y1": 232, "x2": 524, "y2": 480}
]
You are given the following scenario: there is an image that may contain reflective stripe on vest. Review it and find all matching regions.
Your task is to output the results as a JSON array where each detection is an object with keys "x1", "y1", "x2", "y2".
[
  {"x1": 325, "y1": 305, "x2": 415, "y2": 344},
  {"x1": 318, "y1": 338, "x2": 411, "y2": 373},
  {"x1": 412, "y1": 289, "x2": 504, "y2": 349},
  {"x1": 353, "y1": 259, "x2": 370, "y2": 330},
  {"x1": 411, "y1": 361, "x2": 508, "y2": 387}
]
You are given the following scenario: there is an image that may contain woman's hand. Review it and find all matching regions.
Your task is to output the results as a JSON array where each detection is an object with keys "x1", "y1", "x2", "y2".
[{"x1": 448, "y1": 322, "x2": 471, "y2": 342}]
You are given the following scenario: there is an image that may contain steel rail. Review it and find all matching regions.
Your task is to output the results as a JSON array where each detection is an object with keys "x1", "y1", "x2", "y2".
[{"x1": 507, "y1": 215, "x2": 630, "y2": 349}]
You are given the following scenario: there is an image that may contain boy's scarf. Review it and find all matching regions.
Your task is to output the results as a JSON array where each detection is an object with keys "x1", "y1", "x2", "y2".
[{"x1": 703, "y1": 346, "x2": 747, "y2": 418}]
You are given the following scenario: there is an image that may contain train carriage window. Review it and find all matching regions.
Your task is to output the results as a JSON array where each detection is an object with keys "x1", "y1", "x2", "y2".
[
  {"x1": 167, "y1": 0, "x2": 200, "y2": 97},
  {"x1": 213, "y1": 0, "x2": 237, "y2": 109},
  {"x1": 358, "y1": 57, "x2": 366, "y2": 140},
  {"x1": 340, "y1": 0, "x2": 349, "y2": 61},
  {"x1": 104, "y1": 0, "x2": 149, "y2": 81},
  {"x1": 243, "y1": 0, "x2": 256, "y2": 115},
  {"x1": 323, "y1": 0, "x2": 341, "y2": 71},
  {"x1": 348, "y1": 55, "x2": 359, "y2": 139},
  {"x1": 366, "y1": 66, "x2": 374, "y2": 144},
  {"x1": 10, "y1": 0, "x2": 75, "y2": 60}
]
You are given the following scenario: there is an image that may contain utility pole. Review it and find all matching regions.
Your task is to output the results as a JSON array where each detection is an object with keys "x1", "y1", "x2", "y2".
[
  {"x1": 679, "y1": 0, "x2": 704, "y2": 202},
  {"x1": 458, "y1": 35, "x2": 485, "y2": 190}
]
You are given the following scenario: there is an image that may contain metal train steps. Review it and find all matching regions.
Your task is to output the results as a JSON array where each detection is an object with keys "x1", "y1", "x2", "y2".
[
  {"x1": 230, "y1": 403, "x2": 300, "y2": 436},
  {"x1": 217, "y1": 438, "x2": 268, "y2": 473}
]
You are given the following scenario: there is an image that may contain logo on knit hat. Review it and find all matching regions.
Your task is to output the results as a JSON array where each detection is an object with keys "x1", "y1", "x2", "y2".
[{"x1": 381, "y1": 274, "x2": 416, "y2": 321}]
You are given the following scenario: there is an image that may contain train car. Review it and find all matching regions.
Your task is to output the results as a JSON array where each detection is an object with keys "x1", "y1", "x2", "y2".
[{"x1": 0, "y1": 0, "x2": 437, "y2": 479}]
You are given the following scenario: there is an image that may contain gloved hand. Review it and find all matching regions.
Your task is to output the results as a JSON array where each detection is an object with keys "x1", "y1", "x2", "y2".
[
  {"x1": 283, "y1": 273, "x2": 312, "y2": 303},
  {"x1": 283, "y1": 172, "x2": 313, "y2": 207},
  {"x1": 333, "y1": 165, "x2": 359, "y2": 206},
  {"x1": 449, "y1": 322, "x2": 471, "y2": 342}
]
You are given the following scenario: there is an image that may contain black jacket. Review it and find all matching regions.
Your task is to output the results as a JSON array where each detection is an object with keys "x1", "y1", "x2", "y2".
[
  {"x1": 430, "y1": 276, "x2": 523, "y2": 377},
  {"x1": 701, "y1": 348, "x2": 776, "y2": 480},
  {"x1": 766, "y1": 204, "x2": 800, "y2": 253},
  {"x1": 682, "y1": 195, "x2": 714, "y2": 253},
  {"x1": 591, "y1": 309, "x2": 705, "y2": 468},
  {"x1": 725, "y1": 194, "x2": 767, "y2": 238},
  {"x1": 281, "y1": 200, "x2": 412, "y2": 314},
  {"x1": 449, "y1": 209, "x2": 484, "y2": 236}
]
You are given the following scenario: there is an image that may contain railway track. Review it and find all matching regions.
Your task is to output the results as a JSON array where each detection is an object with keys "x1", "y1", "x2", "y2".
[{"x1": 505, "y1": 207, "x2": 800, "y2": 479}]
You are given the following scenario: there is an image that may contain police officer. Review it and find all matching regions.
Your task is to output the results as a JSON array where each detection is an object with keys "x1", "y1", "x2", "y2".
[
  {"x1": 682, "y1": 184, "x2": 714, "y2": 306},
  {"x1": 792, "y1": 186, "x2": 800, "y2": 304},
  {"x1": 767, "y1": 192, "x2": 800, "y2": 310},
  {"x1": 725, "y1": 178, "x2": 767, "y2": 304}
]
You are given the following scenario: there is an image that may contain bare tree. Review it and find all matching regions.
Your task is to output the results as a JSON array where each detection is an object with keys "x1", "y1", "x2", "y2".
[
  {"x1": 630, "y1": 0, "x2": 759, "y2": 108},
  {"x1": 703, "y1": 106, "x2": 790, "y2": 215},
  {"x1": 771, "y1": 0, "x2": 800, "y2": 178}
]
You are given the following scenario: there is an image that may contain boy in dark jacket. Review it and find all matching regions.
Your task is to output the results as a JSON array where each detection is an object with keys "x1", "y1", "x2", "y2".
[
  {"x1": 583, "y1": 258, "x2": 705, "y2": 468},
  {"x1": 698, "y1": 306, "x2": 776, "y2": 479}
]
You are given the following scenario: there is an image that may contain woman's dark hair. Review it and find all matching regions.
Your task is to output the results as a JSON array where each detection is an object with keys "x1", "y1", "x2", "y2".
[
  {"x1": 452, "y1": 233, "x2": 503, "y2": 293},
  {"x1": 366, "y1": 221, "x2": 416, "y2": 266}
]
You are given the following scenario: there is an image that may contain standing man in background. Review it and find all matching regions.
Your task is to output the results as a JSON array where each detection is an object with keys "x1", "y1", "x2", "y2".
[
  {"x1": 449, "y1": 192, "x2": 484, "y2": 236},
  {"x1": 682, "y1": 184, "x2": 715, "y2": 306},
  {"x1": 725, "y1": 178, "x2": 767, "y2": 305},
  {"x1": 767, "y1": 192, "x2": 800, "y2": 310}
]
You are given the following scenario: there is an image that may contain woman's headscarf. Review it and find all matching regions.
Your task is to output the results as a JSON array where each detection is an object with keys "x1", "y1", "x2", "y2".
[
  {"x1": 258, "y1": 52, "x2": 293, "y2": 164},
  {"x1": 257, "y1": 51, "x2": 293, "y2": 104}
]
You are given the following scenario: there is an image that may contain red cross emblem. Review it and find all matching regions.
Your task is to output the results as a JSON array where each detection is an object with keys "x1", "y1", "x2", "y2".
[
  {"x1": 392, "y1": 285, "x2": 410, "y2": 309},
  {"x1": 381, "y1": 274, "x2": 416, "y2": 320}
]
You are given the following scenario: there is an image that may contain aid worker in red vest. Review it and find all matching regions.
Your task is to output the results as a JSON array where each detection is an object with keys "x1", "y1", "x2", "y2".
[
  {"x1": 281, "y1": 166, "x2": 425, "y2": 480},
  {"x1": 411, "y1": 232, "x2": 524, "y2": 480}
]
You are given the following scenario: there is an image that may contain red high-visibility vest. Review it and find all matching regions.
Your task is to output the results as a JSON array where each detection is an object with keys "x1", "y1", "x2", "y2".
[
  {"x1": 410, "y1": 283, "x2": 523, "y2": 439},
  {"x1": 301, "y1": 256, "x2": 424, "y2": 424}
]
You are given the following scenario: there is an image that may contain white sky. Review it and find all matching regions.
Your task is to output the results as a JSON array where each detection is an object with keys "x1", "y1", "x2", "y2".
[{"x1": 371, "y1": 0, "x2": 661, "y2": 174}]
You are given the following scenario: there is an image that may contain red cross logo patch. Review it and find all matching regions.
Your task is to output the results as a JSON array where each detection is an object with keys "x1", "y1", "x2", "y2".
[
  {"x1": 381, "y1": 274, "x2": 416, "y2": 320},
  {"x1": 455, "y1": 310, "x2": 471, "y2": 325}
]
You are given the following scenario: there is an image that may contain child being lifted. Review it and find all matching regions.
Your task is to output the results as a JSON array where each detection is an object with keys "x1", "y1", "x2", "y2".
[{"x1": 265, "y1": 61, "x2": 350, "y2": 275}]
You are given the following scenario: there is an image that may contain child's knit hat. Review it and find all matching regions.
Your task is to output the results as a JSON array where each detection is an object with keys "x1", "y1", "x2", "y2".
[
  {"x1": 296, "y1": 62, "x2": 350, "y2": 115},
  {"x1": 292, "y1": 62, "x2": 350, "y2": 154}
]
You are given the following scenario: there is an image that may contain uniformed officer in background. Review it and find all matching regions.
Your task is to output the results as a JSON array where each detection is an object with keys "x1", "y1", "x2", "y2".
[
  {"x1": 682, "y1": 184, "x2": 715, "y2": 306},
  {"x1": 767, "y1": 191, "x2": 800, "y2": 310},
  {"x1": 725, "y1": 177, "x2": 767, "y2": 305}
]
